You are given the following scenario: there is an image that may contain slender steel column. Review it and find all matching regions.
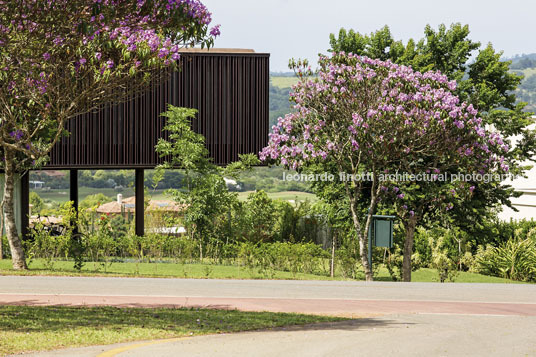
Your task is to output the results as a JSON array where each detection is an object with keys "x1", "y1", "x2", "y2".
[
  {"x1": 135, "y1": 169, "x2": 144, "y2": 236},
  {"x1": 70, "y1": 169, "x2": 79, "y2": 212},
  {"x1": 70, "y1": 169, "x2": 79, "y2": 235}
]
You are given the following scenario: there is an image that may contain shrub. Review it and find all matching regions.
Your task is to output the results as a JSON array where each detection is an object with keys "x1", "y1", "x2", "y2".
[
  {"x1": 26, "y1": 221, "x2": 71, "y2": 270},
  {"x1": 474, "y1": 238, "x2": 536, "y2": 282},
  {"x1": 429, "y1": 235, "x2": 458, "y2": 283},
  {"x1": 241, "y1": 191, "x2": 277, "y2": 243},
  {"x1": 236, "y1": 241, "x2": 329, "y2": 276}
]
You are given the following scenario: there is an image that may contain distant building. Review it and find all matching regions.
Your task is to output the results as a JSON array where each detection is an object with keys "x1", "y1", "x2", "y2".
[
  {"x1": 499, "y1": 122, "x2": 536, "y2": 221},
  {"x1": 29, "y1": 181, "x2": 45, "y2": 189}
]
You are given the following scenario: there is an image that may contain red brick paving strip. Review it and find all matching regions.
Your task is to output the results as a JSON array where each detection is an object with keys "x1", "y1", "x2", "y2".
[{"x1": 1, "y1": 294, "x2": 535, "y2": 317}]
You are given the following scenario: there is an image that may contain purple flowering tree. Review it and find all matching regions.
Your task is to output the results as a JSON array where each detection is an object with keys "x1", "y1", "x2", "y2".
[
  {"x1": 260, "y1": 53, "x2": 507, "y2": 281},
  {"x1": 0, "y1": 0, "x2": 219, "y2": 269}
]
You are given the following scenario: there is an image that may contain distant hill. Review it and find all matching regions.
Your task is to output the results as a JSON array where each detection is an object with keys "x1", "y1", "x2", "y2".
[
  {"x1": 269, "y1": 55, "x2": 536, "y2": 115},
  {"x1": 269, "y1": 79, "x2": 292, "y2": 128},
  {"x1": 507, "y1": 53, "x2": 536, "y2": 112},
  {"x1": 507, "y1": 53, "x2": 536, "y2": 70}
]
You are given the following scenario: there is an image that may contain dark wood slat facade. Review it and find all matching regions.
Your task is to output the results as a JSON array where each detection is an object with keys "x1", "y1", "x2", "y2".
[{"x1": 47, "y1": 51, "x2": 270, "y2": 168}]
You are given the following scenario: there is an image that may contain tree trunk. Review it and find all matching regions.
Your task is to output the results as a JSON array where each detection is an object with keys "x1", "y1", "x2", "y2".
[
  {"x1": 330, "y1": 230, "x2": 336, "y2": 278},
  {"x1": 349, "y1": 209, "x2": 373, "y2": 281},
  {"x1": 359, "y1": 231, "x2": 373, "y2": 281},
  {"x1": 0, "y1": 201, "x2": 4, "y2": 260},
  {"x1": 3, "y1": 154, "x2": 27, "y2": 270},
  {"x1": 402, "y1": 215, "x2": 417, "y2": 282}
]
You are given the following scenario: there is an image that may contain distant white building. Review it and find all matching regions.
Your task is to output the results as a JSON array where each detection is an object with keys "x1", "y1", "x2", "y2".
[
  {"x1": 499, "y1": 122, "x2": 536, "y2": 221},
  {"x1": 29, "y1": 180, "x2": 45, "y2": 189},
  {"x1": 499, "y1": 178, "x2": 536, "y2": 221},
  {"x1": 224, "y1": 177, "x2": 241, "y2": 190}
]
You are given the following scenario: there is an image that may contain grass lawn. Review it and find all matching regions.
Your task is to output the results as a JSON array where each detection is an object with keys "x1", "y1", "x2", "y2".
[
  {"x1": 35, "y1": 187, "x2": 136, "y2": 204},
  {"x1": 0, "y1": 305, "x2": 344, "y2": 355},
  {"x1": 0, "y1": 259, "x2": 522, "y2": 283},
  {"x1": 0, "y1": 259, "x2": 336, "y2": 280},
  {"x1": 271, "y1": 76, "x2": 300, "y2": 89},
  {"x1": 237, "y1": 190, "x2": 317, "y2": 202},
  {"x1": 35, "y1": 188, "x2": 317, "y2": 205}
]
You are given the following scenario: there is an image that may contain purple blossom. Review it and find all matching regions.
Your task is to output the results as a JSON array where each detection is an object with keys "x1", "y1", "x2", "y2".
[
  {"x1": 209, "y1": 25, "x2": 221, "y2": 37},
  {"x1": 259, "y1": 52, "x2": 510, "y2": 189},
  {"x1": 53, "y1": 36, "x2": 64, "y2": 45},
  {"x1": 9, "y1": 130, "x2": 23, "y2": 140},
  {"x1": 159, "y1": 47, "x2": 170, "y2": 58}
]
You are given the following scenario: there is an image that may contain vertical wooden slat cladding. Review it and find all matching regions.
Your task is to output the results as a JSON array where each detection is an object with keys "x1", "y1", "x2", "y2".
[{"x1": 47, "y1": 52, "x2": 270, "y2": 169}]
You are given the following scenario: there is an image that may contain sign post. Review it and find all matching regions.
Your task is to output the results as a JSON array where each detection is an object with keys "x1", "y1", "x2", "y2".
[{"x1": 367, "y1": 215, "x2": 396, "y2": 267}]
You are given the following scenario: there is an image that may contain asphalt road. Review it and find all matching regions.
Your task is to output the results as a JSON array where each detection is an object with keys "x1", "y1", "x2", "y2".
[
  {"x1": 2, "y1": 276, "x2": 536, "y2": 356},
  {"x1": 21, "y1": 314, "x2": 536, "y2": 357}
]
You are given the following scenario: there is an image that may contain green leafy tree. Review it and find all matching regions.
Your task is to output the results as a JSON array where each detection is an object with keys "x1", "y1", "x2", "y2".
[
  {"x1": 242, "y1": 190, "x2": 277, "y2": 243},
  {"x1": 0, "y1": 0, "x2": 219, "y2": 269},
  {"x1": 327, "y1": 23, "x2": 535, "y2": 280},
  {"x1": 29, "y1": 192, "x2": 44, "y2": 215},
  {"x1": 154, "y1": 106, "x2": 259, "y2": 257},
  {"x1": 261, "y1": 53, "x2": 506, "y2": 281},
  {"x1": 79, "y1": 193, "x2": 113, "y2": 211}
]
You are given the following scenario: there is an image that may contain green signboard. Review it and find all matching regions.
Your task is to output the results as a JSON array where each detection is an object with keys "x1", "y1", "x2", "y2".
[
  {"x1": 367, "y1": 215, "x2": 396, "y2": 265},
  {"x1": 374, "y1": 219, "x2": 393, "y2": 248}
]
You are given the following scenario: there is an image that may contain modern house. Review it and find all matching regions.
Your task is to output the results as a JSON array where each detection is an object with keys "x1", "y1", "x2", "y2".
[{"x1": 2, "y1": 49, "x2": 270, "y2": 237}]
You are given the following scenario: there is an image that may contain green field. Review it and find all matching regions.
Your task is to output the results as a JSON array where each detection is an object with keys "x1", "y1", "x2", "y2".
[
  {"x1": 0, "y1": 259, "x2": 522, "y2": 284},
  {"x1": 34, "y1": 188, "x2": 316, "y2": 205},
  {"x1": 35, "y1": 187, "x2": 136, "y2": 204},
  {"x1": 271, "y1": 76, "x2": 300, "y2": 89},
  {"x1": 237, "y1": 190, "x2": 317, "y2": 202},
  {"x1": 512, "y1": 67, "x2": 536, "y2": 78},
  {"x1": 0, "y1": 305, "x2": 342, "y2": 355}
]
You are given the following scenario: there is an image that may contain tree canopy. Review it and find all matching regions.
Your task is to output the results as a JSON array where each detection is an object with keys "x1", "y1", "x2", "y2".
[
  {"x1": 261, "y1": 53, "x2": 508, "y2": 280},
  {"x1": 0, "y1": 0, "x2": 219, "y2": 269}
]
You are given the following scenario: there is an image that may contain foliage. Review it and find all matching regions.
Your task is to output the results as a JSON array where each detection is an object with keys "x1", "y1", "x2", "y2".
[
  {"x1": 239, "y1": 191, "x2": 277, "y2": 243},
  {"x1": 0, "y1": 0, "x2": 220, "y2": 270},
  {"x1": 154, "y1": 106, "x2": 258, "y2": 251},
  {"x1": 79, "y1": 193, "x2": 113, "y2": 211},
  {"x1": 25, "y1": 221, "x2": 69, "y2": 270},
  {"x1": 327, "y1": 23, "x2": 535, "y2": 280},
  {"x1": 474, "y1": 237, "x2": 536, "y2": 282},
  {"x1": 26, "y1": 201, "x2": 77, "y2": 269},
  {"x1": 428, "y1": 234, "x2": 459, "y2": 283},
  {"x1": 236, "y1": 241, "x2": 330, "y2": 277},
  {"x1": 275, "y1": 199, "x2": 316, "y2": 242},
  {"x1": 29, "y1": 192, "x2": 44, "y2": 215},
  {"x1": 261, "y1": 51, "x2": 507, "y2": 281}
]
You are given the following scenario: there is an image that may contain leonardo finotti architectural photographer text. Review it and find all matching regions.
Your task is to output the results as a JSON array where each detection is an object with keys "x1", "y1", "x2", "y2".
[{"x1": 282, "y1": 172, "x2": 516, "y2": 184}]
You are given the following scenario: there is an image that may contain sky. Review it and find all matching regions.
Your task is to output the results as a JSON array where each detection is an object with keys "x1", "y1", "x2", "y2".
[{"x1": 202, "y1": 0, "x2": 535, "y2": 72}]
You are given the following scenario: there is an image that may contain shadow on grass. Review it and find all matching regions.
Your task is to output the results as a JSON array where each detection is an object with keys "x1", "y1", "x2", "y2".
[
  {"x1": 0, "y1": 305, "x2": 368, "y2": 334},
  {"x1": 0, "y1": 304, "x2": 404, "y2": 337}
]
